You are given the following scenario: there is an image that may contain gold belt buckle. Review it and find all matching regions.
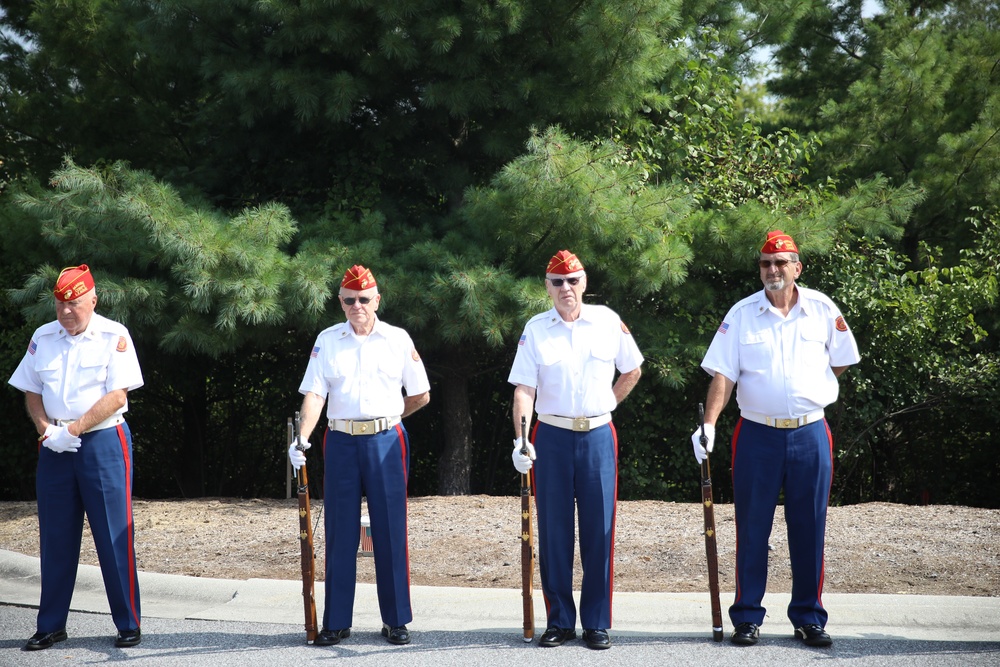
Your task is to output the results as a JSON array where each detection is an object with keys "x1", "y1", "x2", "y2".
[
  {"x1": 351, "y1": 420, "x2": 373, "y2": 435},
  {"x1": 572, "y1": 418, "x2": 590, "y2": 432},
  {"x1": 774, "y1": 418, "x2": 798, "y2": 429}
]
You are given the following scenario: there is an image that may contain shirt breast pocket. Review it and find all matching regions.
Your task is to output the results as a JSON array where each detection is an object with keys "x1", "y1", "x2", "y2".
[
  {"x1": 328, "y1": 350, "x2": 357, "y2": 381},
  {"x1": 798, "y1": 322, "x2": 829, "y2": 367},
  {"x1": 587, "y1": 341, "x2": 618, "y2": 380},
  {"x1": 739, "y1": 329, "x2": 773, "y2": 371},
  {"x1": 78, "y1": 355, "x2": 110, "y2": 389},
  {"x1": 537, "y1": 338, "x2": 571, "y2": 368},
  {"x1": 377, "y1": 354, "x2": 404, "y2": 382},
  {"x1": 37, "y1": 358, "x2": 64, "y2": 388}
]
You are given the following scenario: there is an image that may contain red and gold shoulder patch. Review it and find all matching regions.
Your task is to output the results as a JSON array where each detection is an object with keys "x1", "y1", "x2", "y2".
[
  {"x1": 412, "y1": 348, "x2": 421, "y2": 362},
  {"x1": 116, "y1": 336, "x2": 128, "y2": 352},
  {"x1": 835, "y1": 316, "x2": 848, "y2": 332},
  {"x1": 621, "y1": 321, "x2": 631, "y2": 335}
]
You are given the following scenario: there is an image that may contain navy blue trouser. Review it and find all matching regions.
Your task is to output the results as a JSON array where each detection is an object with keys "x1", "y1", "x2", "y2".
[
  {"x1": 729, "y1": 418, "x2": 833, "y2": 629},
  {"x1": 532, "y1": 421, "x2": 618, "y2": 631},
  {"x1": 322, "y1": 423, "x2": 411, "y2": 630},
  {"x1": 36, "y1": 422, "x2": 141, "y2": 633}
]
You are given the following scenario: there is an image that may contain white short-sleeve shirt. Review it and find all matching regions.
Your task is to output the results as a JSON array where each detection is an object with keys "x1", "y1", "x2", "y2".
[
  {"x1": 298, "y1": 318, "x2": 430, "y2": 419},
  {"x1": 8, "y1": 313, "x2": 144, "y2": 420},
  {"x1": 508, "y1": 304, "x2": 643, "y2": 417},
  {"x1": 700, "y1": 286, "x2": 861, "y2": 418}
]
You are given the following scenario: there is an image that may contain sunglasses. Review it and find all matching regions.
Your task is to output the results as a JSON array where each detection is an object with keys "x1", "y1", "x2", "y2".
[
  {"x1": 342, "y1": 296, "x2": 374, "y2": 305},
  {"x1": 548, "y1": 277, "x2": 582, "y2": 287},
  {"x1": 758, "y1": 259, "x2": 792, "y2": 269}
]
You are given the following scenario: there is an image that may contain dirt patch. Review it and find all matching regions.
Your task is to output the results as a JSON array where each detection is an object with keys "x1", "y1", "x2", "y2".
[{"x1": 1, "y1": 497, "x2": 997, "y2": 596}]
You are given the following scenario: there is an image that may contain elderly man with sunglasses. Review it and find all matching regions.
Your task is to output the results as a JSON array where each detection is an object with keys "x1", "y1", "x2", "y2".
[
  {"x1": 288, "y1": 265, "x2": 430, "y2": 647},
  {"x1": 509, "y1": 250, "x2": 643, "y2": 650},
  {"x1": 691, "y1": 231, "x2": 860, "y2": 648}
]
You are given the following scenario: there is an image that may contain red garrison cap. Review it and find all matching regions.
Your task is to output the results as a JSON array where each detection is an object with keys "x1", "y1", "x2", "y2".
[
  {"x1": 545, "y1": 250, "x2": 585, "y2": 275},
  {"x1": 341, "y1": 265, "x2": 377, "y2": 291},
  {"x1": 54, "y1": 265, "x2": 95, "y2": 302},
  {"x1": 760, "y1": 230, "x2": 799, "y2": 255}
]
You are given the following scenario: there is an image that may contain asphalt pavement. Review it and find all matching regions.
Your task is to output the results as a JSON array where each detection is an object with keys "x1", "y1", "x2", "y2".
[{"x1": 2, "y1": 548, "x2": 998, "y2": 666}]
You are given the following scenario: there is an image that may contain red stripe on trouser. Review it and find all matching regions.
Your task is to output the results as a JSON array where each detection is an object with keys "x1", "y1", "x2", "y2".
[
  {"x1": 394, "y1": 423, "x2": 412, "y2": 594},
  {"x1": 607, "y1": 422, "x2": 619, "y2": 627},
  {"x1": 116, "y1": 423, "x2": 141, "y2": 629},
  {"x1": 730, "y1": 418, "x2": 745, "y2": 608}
]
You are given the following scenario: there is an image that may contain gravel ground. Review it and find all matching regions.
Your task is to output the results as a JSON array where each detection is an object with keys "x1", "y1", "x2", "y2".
[{"x1": 0, "y1": 496, "x2": 998, "y2": 596}]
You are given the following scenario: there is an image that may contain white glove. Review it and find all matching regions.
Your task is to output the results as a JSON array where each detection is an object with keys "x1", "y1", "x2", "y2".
[
  {"x1": 43, "y1": 425, "x2": 82, "y2": 453},
  {"x1": 511, "y1": 437, "x2": 536, "y2": 474},
  {"x1": 691, "y1": 424, "x2": 715, "y2": 464},
  {"x1": 288, "y1": 437, "x2": 309, "y2": 471}
]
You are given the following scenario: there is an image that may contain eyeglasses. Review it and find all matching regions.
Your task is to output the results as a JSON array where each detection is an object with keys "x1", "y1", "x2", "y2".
[
  {"x1": 548, "y1": 277, "x2": 581, "y2": 287},
  {"x1": 758, "y1": 259, "x2": 792, "y2": 269},
  {"x1": 342, "y1": 296, "x2": 373, "y2": 305}
]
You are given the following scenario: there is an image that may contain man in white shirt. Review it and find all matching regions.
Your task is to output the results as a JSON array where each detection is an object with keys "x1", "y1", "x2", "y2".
[
  {"x1": 288, "y1": 265, "x2": 430, "y2": 647},
  {"x1": 692, "y1": 231, "x2": 860, "y2": 648},
  {"x1": 9, "y1": 264, "x2": 145, "y2": 651},
  {"x1": 509, "y1": 250, "x2": 643, "y2": 650}
]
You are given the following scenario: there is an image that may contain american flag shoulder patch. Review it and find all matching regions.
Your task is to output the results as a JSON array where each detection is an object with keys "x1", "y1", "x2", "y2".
[
  {"x1": 718, "y1": 322, "x2": 730, "y2": 334},
  {"x1": 28, "y1": 339, "x2": 37, "y2": 355},
  {"x1": 310, "y1": 345, "x2": 320, "y2": 358},
  {"x1": 518, "y1": 334, "x2": 526, "y2": 346}
]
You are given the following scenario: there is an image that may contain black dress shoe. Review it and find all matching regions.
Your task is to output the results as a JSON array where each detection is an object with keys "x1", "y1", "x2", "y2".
[
  {"x1": 731, "y1": 622, "x2": 759, "y2": 646},
  {"x1": 538, "y1": 627, "x2": 576, "y2": 647},
  {"x1": 381, "y1": 624, "x2": 410, "y2": 645},
  {"x1": 795, "y1": 624, "x2": 833, "y2": 647},
  {"x1": 114, "y1": 628, "x2": 142, "y2": 647},
  {"x1": 314, "y1": 628, "x2": 351, "y2": 646},
  {"x1": 24, "y1": 630, "x2": 68, "y2": 651},
  {"x1": 582, "y1": 628, "x2": 612, "y2": 649}
]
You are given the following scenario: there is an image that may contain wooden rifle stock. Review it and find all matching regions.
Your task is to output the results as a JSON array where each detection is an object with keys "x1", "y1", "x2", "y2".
[
  {"x1": 293, "y1": 413, "x2": 319, "y2": 643},
  {"x1": 519, "y1": 415, "x2": 535, "y2": 642},
  {"x1": 698, "y1": 403, "x2": 724, "y2": 641}
]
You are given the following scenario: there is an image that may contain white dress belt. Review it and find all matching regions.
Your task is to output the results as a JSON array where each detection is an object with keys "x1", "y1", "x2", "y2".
[
  {"x1": 537, "y1": 413, "x2": 612, "y2": 432},
  {"x1": 53, "y1": 414, "x2": 125, "y2": 434},
  {"x1": 329, "y1": 417, "x2": 401, "y2": 436},
  {"x1": 740, "y1": 409, "x2": 825, "y2": 429}
]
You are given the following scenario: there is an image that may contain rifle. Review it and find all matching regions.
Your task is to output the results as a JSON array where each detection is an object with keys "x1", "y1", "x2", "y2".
[
  {"x1": 698, "y1": 403, "x2": 724, "y2": 642},
  {"x1": 293, "y1": 412, "x2": 319, "y2": 644},
  {"x1": 519, "y1": 415, "x2": 535, "y2": 642}
]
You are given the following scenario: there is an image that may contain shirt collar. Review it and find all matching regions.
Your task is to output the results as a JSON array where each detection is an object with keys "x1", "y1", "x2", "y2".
[
  {"x1": 753, "y1": 288, "x2": 809, "y2": 317},
  {"x1": 340, "y1": 316, "x2": 385, "y2": 338},
  {"x1": 544, "y1": 304, "x2": 592, "y2": 327},
  {"x1": 58, "y1": 316, "x2": 99, "y2": 339}
]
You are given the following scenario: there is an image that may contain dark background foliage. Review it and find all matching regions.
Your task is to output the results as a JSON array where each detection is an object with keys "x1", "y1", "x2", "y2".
[{"x1": 2, "y1": 0, "x2": 997, "y2": 508}]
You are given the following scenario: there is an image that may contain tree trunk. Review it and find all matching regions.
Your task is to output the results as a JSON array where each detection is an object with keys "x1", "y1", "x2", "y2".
[
  {"x1": 176, "y1": 375, "x2": 209, "y2": 497},
  {"x1": 437, "y1": 365, "x2": 473, "y2": 495}
]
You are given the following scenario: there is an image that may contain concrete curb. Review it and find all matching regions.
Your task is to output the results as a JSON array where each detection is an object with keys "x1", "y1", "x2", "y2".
[{"x1": 2, "y1": 549, "x2": 997, "y2": 641}]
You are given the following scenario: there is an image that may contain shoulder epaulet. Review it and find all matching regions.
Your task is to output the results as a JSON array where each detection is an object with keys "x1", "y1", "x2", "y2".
[
  {"x1": 581, "y1": 304, "x2": 618, "y2": 323},
  {"x1": 34, "y1": 321, "x2": 62, "y2": 338},
  {"x1": 730, "y1": 292, "x2": 762, "y2": 313},
  {"x1": 796, "y1": 285, "x2": 837, "y2": 309},
  {"x1": 318, "y1": 321, "x2": 348, "y2": 337},
  {"x1": 88, "y1": 313, "x2": 129, "y2": 336},
  {"x1": 525, "y1": 310, "x2": 555, "y2": 327}
]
